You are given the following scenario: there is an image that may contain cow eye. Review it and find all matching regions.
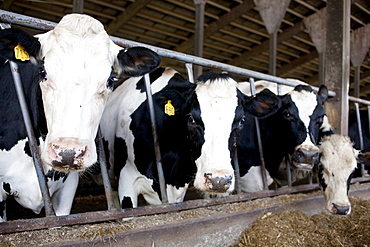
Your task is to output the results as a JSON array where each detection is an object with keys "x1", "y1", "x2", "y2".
[
  {"x1": 188, "y1": 115, "x2": 196, "y2": 125},
  {"x1": 238, "y1": 116, "x2": 246, "y2": 128},
  {"x1": 282, "y1": 110, "x2": 290, "y2": 118},
  {"x1": 107, "y1": 77, "x2": 115, "y2": 91},
  {"x1": 316, "y1": 116, "x2": 324, "y2": 125},
  {"x1": 39, "y1": 67, "x2": 47, "y2": 80}
]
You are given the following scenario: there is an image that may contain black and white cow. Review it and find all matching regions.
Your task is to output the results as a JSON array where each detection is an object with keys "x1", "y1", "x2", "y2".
[
  {"x1": 0, "y1": 14, "x2": 160, "y2": 221},
  {"x1": 99, "y1": 68, "x2": 281, "y2": 208},
  {"x1": 237, "y1": 81, "x2": 333, "y2": 192},
  {"x1": 317, "y1": 134, "x2": 357, "y2": 215},
  {"x1": 348, "y1": 109, "x2": 370, "y2": 170}
]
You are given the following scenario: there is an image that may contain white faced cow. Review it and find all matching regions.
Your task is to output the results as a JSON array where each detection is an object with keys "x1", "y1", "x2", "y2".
[
  {"x1": 0, "y1": 14, "x2": 160, "y2": 221},
  {"x1": 237, "y1": 80, "x2": 333, "y2": 192},
  {"x1": 99, "y1": 68, "x2": 281, "y2": 208},
  {"x1": 36, "y1": 14, "x2": 160, "y2": 172},
  {"x1": 317, "y1": 134, "x2": 357, "y2": 215}
]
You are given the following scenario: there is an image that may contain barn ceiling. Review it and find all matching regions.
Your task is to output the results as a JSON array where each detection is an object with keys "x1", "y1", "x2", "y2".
[{"x1": 1, "y1": 0, "x2": 370, "y2": 100}]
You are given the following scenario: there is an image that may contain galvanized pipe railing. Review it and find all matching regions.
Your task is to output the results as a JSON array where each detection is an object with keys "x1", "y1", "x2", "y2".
[
  {"x1": 0, "y1": 10, "x2": 336, "y2": 97},
  {"x1": 8, "y1": 61, "x2": 55, "y2": 217},
  {"x1": 96, "y1": 127, "x2": 117, "y2": 210},
  {"x1": 144, "y1": 73, "x2": 168, "y2": 203},
  {"x1": 3, "y1": 10, "x2": 370, "y2": 232}
]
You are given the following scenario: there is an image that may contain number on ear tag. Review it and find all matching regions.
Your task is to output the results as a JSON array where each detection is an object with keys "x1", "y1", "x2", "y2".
[
  {"x1": 165, "y1": 100, "x2": 175, "y2": 116},
  {"x1": 14, "y1": 44, "x2": 30, "y2": 61}
]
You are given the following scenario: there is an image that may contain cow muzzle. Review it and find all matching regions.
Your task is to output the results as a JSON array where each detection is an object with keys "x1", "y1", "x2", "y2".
[
  {"x1": 203, "y1": 172, "x2": 233, "y2": 193},
  {"x1": 47, "y1": 138, "x2": 88, "y2": 171},
  {"x1": 330, "y1": 203, "x2": 351, "y2": 215},
  {"x1": 291, "y1": 145, "x2": 319, "y2": 170}
]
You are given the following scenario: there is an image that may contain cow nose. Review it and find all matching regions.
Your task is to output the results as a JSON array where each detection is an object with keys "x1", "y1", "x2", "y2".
[
  {"x1": 292, "y1": 146, "x2": 319, "y2": 169},
  {"x1": 49, "y1": 140, "x2": 87, "y2": 170},
  {"x1": 204, "y1": 173, "x2": 233, "y2": 193},
  {"x1": 332, "y1": 203, "x2": 350, "y2": 215}
]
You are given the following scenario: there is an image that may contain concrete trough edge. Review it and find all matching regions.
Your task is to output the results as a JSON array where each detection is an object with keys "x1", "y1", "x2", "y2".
[{"x1": 43, "y1": 186, "x2": 370, "y2": 247}]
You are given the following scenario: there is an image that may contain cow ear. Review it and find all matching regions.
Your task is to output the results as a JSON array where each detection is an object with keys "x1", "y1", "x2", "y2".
[
  {"x1": 116, "y1": 46, "x2": 161, "y2": 77},
  {"x1": 243, "y1": 88, "x2": 281, "y2": 118},
  {"x1": 317, "y1": 84, "x2": 329, "y2": 104},
  {"x1": 0, "y1": 28, "x2": 41, "y2": 61}
]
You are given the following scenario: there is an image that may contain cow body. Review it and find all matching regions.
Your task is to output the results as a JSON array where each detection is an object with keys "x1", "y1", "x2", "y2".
[
  {"x1": 0, "y1": 14, "x2": 160, "y2": 221},
  {"x1": 237, "y1": 81, "x2": 333, "y2": 192},
  {"x1": 348, "y1": 109, "x2": 370, "y2": 171},
  {"x1": 100, "y1": 68, "x2": 281, "y2": 208},
  {"x1": 317, "y1": 134, "x2": 357, "y2": 215}
]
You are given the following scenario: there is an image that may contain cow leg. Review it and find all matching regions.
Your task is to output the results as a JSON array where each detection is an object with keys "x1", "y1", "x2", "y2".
[
  {"x1": 240, "y1": 166, "x2": 274, "y2": 193},
  {"x1": 0, "y1": 189, "x2": 7, "y2": 222},
  {"x1": 49, "y1": 171, "x2": 79, "y2": 216},
  {"x1": 166, "y1": 184, "x2": 189, "y2": 203},
  {"x1": 118, "y1": 165, "x2": 162, "y2": 208}
]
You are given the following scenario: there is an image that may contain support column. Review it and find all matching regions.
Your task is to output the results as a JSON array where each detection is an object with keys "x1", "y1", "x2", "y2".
[
  {"x1": 194, "y1": 0, "x2": 206, "y2": 78},
  {"x1": 303, "y1": 8, "x2": 327, "y2": 85},
  {"x1": 73, "y1": 0, "x2": 84, "y2": 14},
  {"x1": 350, "y1": 24, "x2": 370, "y2": 98},
  {"x1": 254, "y1": 0, "x2": 291, "y2": 76},
  {"x1": 324, "y1": 0, "x2": 351, "y2": 134}
]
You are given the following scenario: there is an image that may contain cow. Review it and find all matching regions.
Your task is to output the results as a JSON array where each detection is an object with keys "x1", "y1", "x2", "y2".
[
  {"x1": 237, "y1": 81, "x2": 333, "y2": 192},
  {"x1": 348, "y1": 109, "x2": 370, "y2": 171},
  {"x1": 98, "y1": 68, "x2": 281, "y2": 208},
  {"x1": 316, "y1": 134, "x2": 357, "y2": 215},
  {"x1": 0, "y1": 14, "x2": 160, "y2": 221}
]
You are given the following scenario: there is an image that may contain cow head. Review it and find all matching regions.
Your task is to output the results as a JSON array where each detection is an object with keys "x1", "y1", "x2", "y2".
[
  {"x1": 317, "y1": 134, "x2": 356, "y2": 215},
  {"x1": 188, "y1": 72, "x2": 281, "y2": 194},
  {"x1": 288, "y1": 85, "x2": 332, "y2": 170},
  {"x1": 36, "y1": 14, "x2": 160, "y2": 171}
]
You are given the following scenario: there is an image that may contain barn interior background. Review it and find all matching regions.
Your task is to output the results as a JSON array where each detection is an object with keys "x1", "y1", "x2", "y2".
[
  {"x1": 1, "y1": 0, "x2": 370, "y2": 98},
  {"x1": 1, "y1": 1, "x2": 370, "y2": 245}
]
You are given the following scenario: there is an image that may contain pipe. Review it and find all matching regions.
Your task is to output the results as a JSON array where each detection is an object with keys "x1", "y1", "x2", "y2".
[
  {"x1": 249, "y1": 77, "x2": 269, "y2": 191},
  {"x1": 9, "y1": 61, "x2": 55, "y2": 217},
  {"x1": 0, "y1": 10, "x2": 336, "y2": 97},
  {"x1": 144, "y1": 73, "x2": 168, "y2": 203},
  {"x1": 96, "y1": 127, "x2": 117, "y2": 210}
]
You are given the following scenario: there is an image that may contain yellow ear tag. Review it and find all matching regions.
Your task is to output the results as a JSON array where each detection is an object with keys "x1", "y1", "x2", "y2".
[
  {"x1": 14, "y1": 44, "x2": 30, "y2": 61},
  {"x1": 165, "y1": 100, "x2": 175, "y2": 116}
]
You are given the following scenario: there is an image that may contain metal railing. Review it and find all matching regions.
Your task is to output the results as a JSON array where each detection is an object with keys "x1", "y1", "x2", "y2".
[{"x1": 1, "y1": 10, "x2": 369, "y2": 234}]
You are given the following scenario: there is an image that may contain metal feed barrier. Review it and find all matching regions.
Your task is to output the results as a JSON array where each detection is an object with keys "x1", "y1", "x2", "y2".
[{"x1": 1, "y1": 10, "x2": 369, "y2": 234}]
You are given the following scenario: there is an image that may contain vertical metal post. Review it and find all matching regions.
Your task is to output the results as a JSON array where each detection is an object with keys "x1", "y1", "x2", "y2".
[
  {"x1": 285, "y1": 155, "x2": 292, "y2": 187},
  {"x1": 319, "y1": 52, "x2": 325, "y2": 85},
  {"x1": 194, "y1": 0, "x2": 206, "y2": 77},
  {"x1": 73, "y1": 0, "x2": 84, "y2": 13},
  {"x1": 185, "y1": 63, "x2": 195, "y2": 83},
  {"x1": 354, "y1": 102, "x2": 365, "y2": 176},
  {"x1": 354, "y1": 66, "x2": 360, "y2": 98},
  {"x1": 269, "y1": 31, "x2": 277, "y2": 76},
  {"x1": 9, "y1": 61, "x2": 55, "y2": 217},
  {"x1": 233, "y1": 146, "x2": 241, "y2": 194},
  {"x1": 250, "y1": 77, "x2": 269, "y2": 191},
  {"x1": 368, "y1": 106, "x2": 370, "y2": 138},
  {"x1": 144, "y1": 73, "x2": 168, "y2": 203},
  {"x1": 96, "y1": 127, "x2": 117, "y2": 210}
]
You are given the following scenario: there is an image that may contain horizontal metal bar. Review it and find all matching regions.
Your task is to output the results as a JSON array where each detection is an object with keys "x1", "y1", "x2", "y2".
[
  {"x1": 349, "y1": 95, "x2": 370, "y2": 106},
  {"x1": 0, "y1": 10, "x2": 336, "y2": 97},
  {"x1": 1, "y1": 176, "x2": 369, "y2": 234}
]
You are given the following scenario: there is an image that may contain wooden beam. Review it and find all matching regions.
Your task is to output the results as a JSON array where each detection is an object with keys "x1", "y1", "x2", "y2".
[
  {"x1": 0, "y1": 0, "x2": 14, "y2": 10},
  {"x1": 174, "y1": 0, "x2": 255, "y2": 52},
  {"x1": 107, "y1": 0, "x2": 152, "y2": 35},
  {"x1": 277, "y1": 50, "x2": 318, "y2": 76},
  {"x1": 324, "y1": 0, "x2": 351, "y2": 135},
  {"x1": 229, "y1": 21, "x2": 305, "y2": 66}
]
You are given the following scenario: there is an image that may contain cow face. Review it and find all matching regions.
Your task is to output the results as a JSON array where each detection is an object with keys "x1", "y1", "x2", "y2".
[
  {"x1": 190, "y1": 72, "x2": 281, "y2": 194},
  {"x1": 317, "y1": 134, "x2": 356, "y2": 215},
  {"x1": 288, "y1": 85, "x2": 331, "y2": 170},
  {"x1": 36, "y1": 14, "x2": 160, "y2": 171}
]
